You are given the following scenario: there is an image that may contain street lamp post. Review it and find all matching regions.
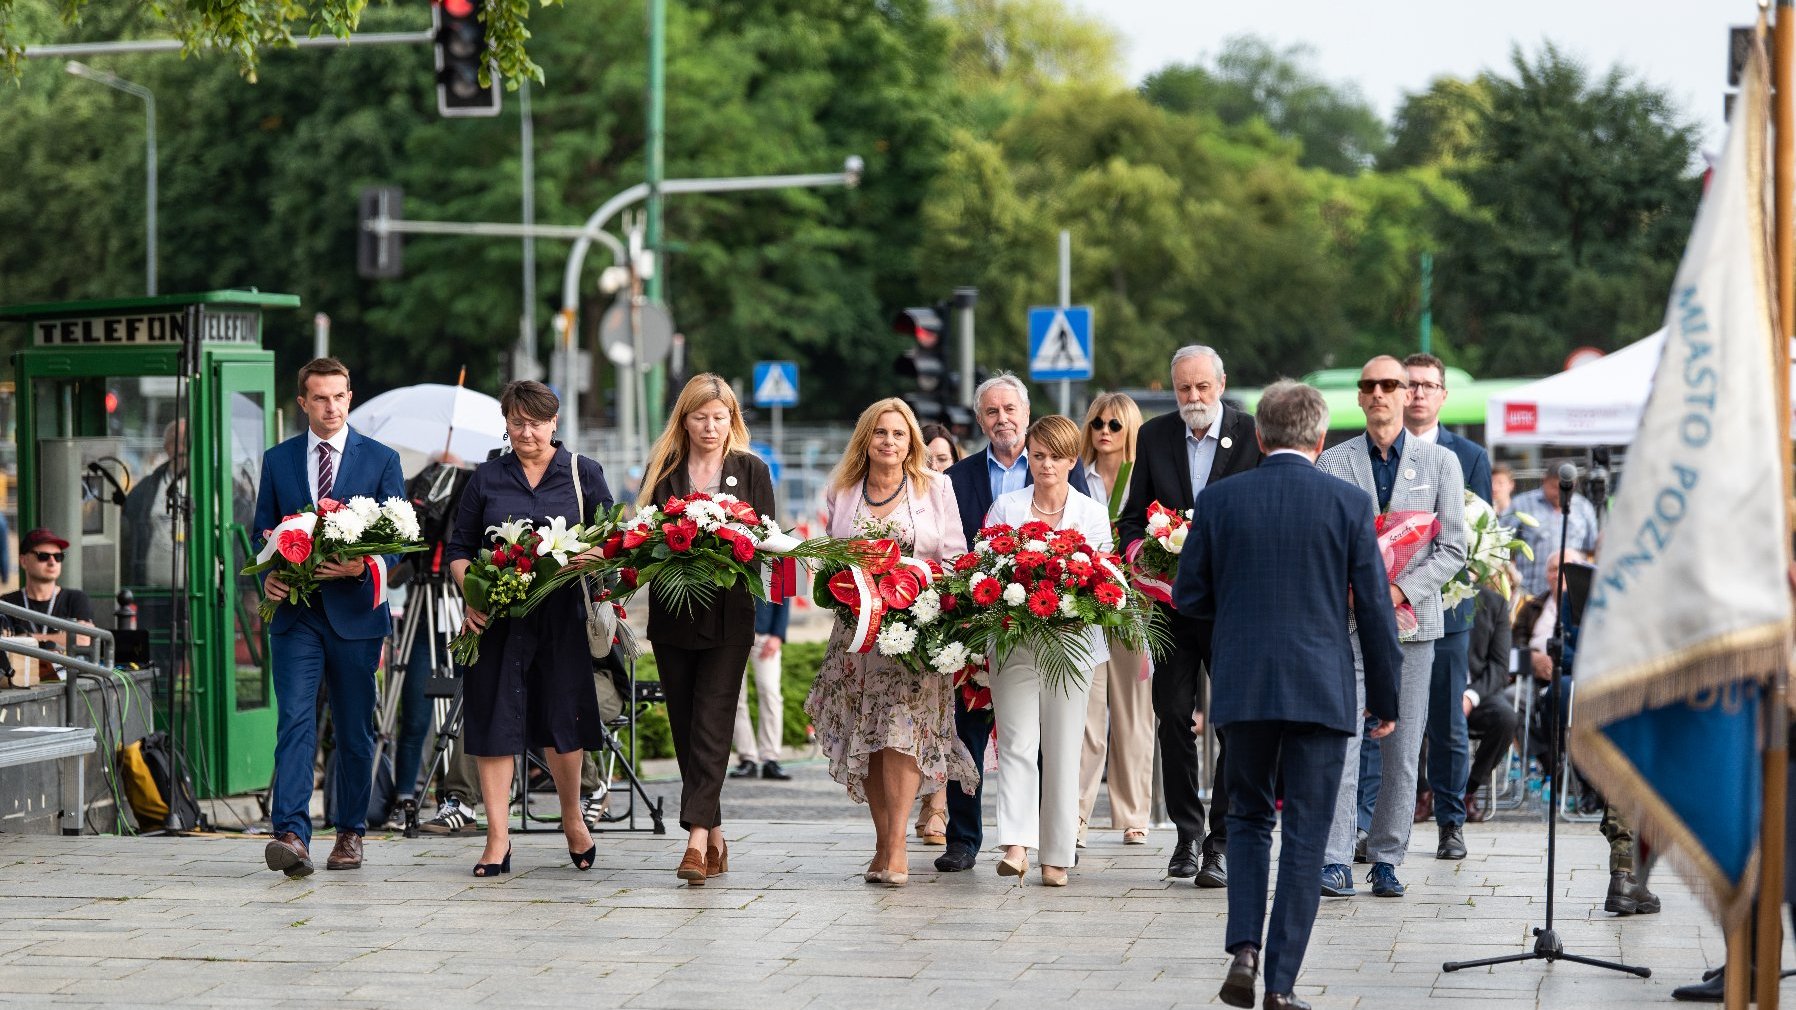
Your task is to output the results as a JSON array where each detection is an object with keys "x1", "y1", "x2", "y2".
[{"x1": 66, "y1": 61, "x2": 157, "y2": 296}]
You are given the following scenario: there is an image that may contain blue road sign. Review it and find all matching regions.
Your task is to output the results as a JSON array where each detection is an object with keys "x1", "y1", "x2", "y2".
[
  {"x1": 1028, "y1": 306, "x2": 1094, "y2": 382},
  {"x1": 752, "y1": 360, "x2": 800, "y2": 407}
]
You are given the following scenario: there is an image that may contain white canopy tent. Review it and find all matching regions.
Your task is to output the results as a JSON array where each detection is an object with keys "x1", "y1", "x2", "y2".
[{"x1": 1485, "y1": 331, "x2": 1667, "y2": 446}]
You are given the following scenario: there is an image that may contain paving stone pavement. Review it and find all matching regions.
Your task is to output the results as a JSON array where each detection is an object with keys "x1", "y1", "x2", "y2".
[{"x1": 0, "y1": 763, "x2": 1759, "y2": 1008}]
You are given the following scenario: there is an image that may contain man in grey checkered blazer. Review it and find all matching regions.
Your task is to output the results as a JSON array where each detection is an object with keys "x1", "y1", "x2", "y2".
[{"x1": 1315, "y1": 355, "x2": 1466, "y2": 898}]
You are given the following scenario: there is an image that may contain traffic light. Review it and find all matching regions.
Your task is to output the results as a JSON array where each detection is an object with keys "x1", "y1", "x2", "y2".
[
  {"x1": 434, "y1": 0, "x2": 501, "y2": 118},
  {"x1": 892, "y1": 306, "x2": 948, "y2": 424}
]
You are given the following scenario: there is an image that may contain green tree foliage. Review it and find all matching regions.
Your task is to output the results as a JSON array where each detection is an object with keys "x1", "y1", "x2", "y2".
[
  {"x1": 1380, "y1": 76, "x2": 1491, "y2": 172},
  {"x1": 1428, "y1": 45, "x2": 1700, "y2": 376},
  {"x1": 1142, "y1": 36, "x2": 1388, "y2": 176}
]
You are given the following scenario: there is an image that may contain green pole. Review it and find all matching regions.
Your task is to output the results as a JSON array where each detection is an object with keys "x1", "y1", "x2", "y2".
[
  {"x1": 1419, "y1": 250, "x2": 1433, "y2": 354},
  {"x1": 644, "y1": 0, "x2": 668, "y2": 424}
]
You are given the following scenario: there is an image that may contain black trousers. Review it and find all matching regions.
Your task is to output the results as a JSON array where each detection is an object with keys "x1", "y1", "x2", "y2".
[
  {"x1": 1465, "y1": 695, "x2": 1519, "y2": 795},
  {"x1": 1153, "y1": 605, "x2": 1228, "y2": 849},
  {"x1": 655, "y1": 640, "x2": 752, "y2": 831}
]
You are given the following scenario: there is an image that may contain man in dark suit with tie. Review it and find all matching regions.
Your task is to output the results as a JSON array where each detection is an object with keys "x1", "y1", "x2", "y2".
[
  {"x1": 1118, "y1": 345, "x2": 1263, "y2": 887},
  {"x1": 1175, "y1": 380, "x2": 1403, "y2": 1010},
  {"x1": 1400, "y1": 352, "x2": 1491, "y2": 859},
  {"x1": 936, "y1": 372, "x2": 1090, "y2": 872},
  {"x1": 256, "y1": 357, "x2": 405, "y2": 877}
]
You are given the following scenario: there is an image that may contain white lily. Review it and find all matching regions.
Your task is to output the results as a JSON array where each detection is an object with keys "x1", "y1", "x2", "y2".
[
  {"x1": 486, "y1": 517, "x2": 535, "y2": 545},
  {"x1": 535, "y1": 515, "x2": 589, "y2": 565}
]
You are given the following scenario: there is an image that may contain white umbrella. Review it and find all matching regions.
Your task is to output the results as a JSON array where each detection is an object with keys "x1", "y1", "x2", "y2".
[{"x1": 349, "y1": 382, "x2": 507, "y2": 475}]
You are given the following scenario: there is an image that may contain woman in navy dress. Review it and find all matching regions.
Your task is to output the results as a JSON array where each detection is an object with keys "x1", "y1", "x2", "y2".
[{"x1": 447, "y1": 381, "x2": 612, "y2": 877}]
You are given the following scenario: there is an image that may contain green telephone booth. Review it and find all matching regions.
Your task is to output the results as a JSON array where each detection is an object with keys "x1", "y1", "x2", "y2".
[{"x1": 1, "y1": 291, "x2": 293, "y2": 796}]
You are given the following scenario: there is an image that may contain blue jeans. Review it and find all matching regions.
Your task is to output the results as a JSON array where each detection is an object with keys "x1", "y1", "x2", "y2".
[
  {"x1": 1424, "y1": 629, "x2": 1472, "y2": 827},
  {"x1": 270, "y1": 607, "x2": 383, "y2": 845},
  {"x1": 1356, "y1": 715, "x2": 1381, "y2": 833}
]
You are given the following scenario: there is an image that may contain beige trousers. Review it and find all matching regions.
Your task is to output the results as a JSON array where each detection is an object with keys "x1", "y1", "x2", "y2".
[{"x1": 1077, "y1": 639, "x2": 1156, "y2": 834}]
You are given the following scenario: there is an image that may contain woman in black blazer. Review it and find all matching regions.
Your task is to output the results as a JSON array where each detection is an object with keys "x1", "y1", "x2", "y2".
[{"x1": 639, "y1": 373, "x2": 776, "y2": 885}]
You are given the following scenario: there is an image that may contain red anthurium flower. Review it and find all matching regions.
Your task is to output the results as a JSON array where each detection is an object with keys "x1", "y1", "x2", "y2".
[
  {"x1": 864, "y1": 538, "x2": 902, "y2": 575},
  {"x1": 278, "y1": 529, "x2": 313, "y2": 563},
  {"x1": 622, "y1": 527, "x2": 650, "y2": 549},
  {"x1": 619, "y1": 567, "x2": 638, "y2": 589},
  {"x1": 602, "y1": 535, "x2": 623, "y2": 558},
  {"x1": 663, "y1": 497, "x2": 688, "y2": 516},
  {"x1": 316, "y1": 497, "x2": 344, "y2": 513},
  {"x1": 878, "y1": 570, "x2": 922, "y2": 610}
]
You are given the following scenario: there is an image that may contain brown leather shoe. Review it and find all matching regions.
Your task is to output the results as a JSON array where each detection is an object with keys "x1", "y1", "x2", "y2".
[
  {"x1": 1413, "y1": 789, "x2": 1433, "y2": 824},
  {"x1": 677, "y1": 847, "x2": 707, "y2": 885},
  {"x1": 325, "y1": 831, "x2": 364, "y2": 871},
  {"x1": 1263, "y1": 993, "x2": 1311, "y2": 1010},
  {"x1": 1465, "y1": 789, "x2": 1488, "y2": 823},
  {"x1": 264, "y1": 832, "x2": 313, "y2": 877},
  {"x1": 1218, "y1": 946, "x2": 1258, "y2": 1008},
  {"x1": 705, "y1": 837, "x2": 728, "y2": 877}
]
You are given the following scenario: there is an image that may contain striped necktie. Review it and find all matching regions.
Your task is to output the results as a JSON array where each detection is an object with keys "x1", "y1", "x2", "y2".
[{"x1": 317, "y1": 442, "x2": 335, "y2": 501}]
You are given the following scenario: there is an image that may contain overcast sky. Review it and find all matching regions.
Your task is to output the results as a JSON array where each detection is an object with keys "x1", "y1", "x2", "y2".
[{"x1": 1070, "y1": 0, "x2": 1744, "y2": 153}]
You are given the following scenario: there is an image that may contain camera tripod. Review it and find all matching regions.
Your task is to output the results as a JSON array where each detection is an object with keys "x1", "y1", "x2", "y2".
[{"x1": 375, "y1": 559, "x2": 461, "y2": 834}]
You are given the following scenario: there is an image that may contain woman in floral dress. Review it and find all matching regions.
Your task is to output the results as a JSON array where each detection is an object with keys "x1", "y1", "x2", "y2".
[{"x1": 805, "y1": 398, "x2": 976, "y2": 886}]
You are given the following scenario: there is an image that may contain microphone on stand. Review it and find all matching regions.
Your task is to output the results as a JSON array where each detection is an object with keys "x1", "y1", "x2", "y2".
[{"x1": 1556, "y1": 463, "x2": 1577, "y2": 516}]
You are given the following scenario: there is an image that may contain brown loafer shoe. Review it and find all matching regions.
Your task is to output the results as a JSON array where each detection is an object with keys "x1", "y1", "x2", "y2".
[
  {"x1": 677, "y1": 847, "x2": 707, "y2": 885},
  {"x1": 325, "y1": 831, "x2": 363, "y2": 871},
  {"x1": 705, "y1": 837, "x2": 728, "y2": 877},
  {"x1": 264, "y1": 832, "x2": 313, "y2": 878}
]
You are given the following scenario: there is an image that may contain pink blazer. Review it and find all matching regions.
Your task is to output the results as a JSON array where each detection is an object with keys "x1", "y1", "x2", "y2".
[{"x1": 823, "y1": 470, "x2": 968, "y2": 563}]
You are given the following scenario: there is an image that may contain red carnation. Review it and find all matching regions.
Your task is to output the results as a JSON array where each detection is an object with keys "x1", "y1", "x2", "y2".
[
  {"x1": 953, "y1": 553, "x2": 979, "y2": 572},
  {"x1": 990, "y1": 534, "x2": 1018, "y2": 555},
  {"x1": 277, "y1": 529, "x2": 313, "y2": 563},
  {"x1": 972, "y1": 579, "x2": 1002, "y2": 605},
  {"x1": 1094, "y1": 582, "x2": 1125, "y2": 607},
  {"x1": 1026, "y1": 587, "x2": 1059, "y2": 619}
]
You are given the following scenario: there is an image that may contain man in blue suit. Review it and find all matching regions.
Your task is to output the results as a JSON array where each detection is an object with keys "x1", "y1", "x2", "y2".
[
  {"x1": 256, "y1": 357, "x2": 405, "y2": 877},
  {"x1": 1175, "y1": 380, "x2": 1403, "y2": 1010},
  {"x1": 936, "y1": 372, "x2": 1090, "y2": 873}
]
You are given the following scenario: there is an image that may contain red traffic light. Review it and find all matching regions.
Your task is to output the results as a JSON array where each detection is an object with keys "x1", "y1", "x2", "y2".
[
  {"x1": 442, "y1": 0, "x2": 475, "y2": 16},
  {"x1": 892, "y1": 307, "x2": 943, "y2": 349}
]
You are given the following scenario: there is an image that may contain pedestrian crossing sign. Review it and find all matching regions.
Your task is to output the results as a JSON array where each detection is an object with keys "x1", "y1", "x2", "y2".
[
  {"x1": 752, "y1": 360, "x2": 800, "y2": 407},
  {"x1": 1028, "y1": 306, "x2": 1094, "y2": 382}
]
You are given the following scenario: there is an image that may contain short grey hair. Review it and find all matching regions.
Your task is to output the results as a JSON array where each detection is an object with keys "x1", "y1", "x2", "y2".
[
  {"x1": 1170, "y1": 344, "x2": 1225, "y2": 378},
  {"x1": 974, "y1": 371, "x2": 1030, "y2": 411},
  {"x1": 1255, "y1": 380, "x2": 1328, "y2": 450}
]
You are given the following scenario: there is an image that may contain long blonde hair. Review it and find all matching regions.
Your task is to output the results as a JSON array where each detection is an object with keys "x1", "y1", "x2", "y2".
[
  {"x1": 829, "y1": 398, "x2": 933, "y2": 495},
  {"x1": 1080, "y1": 392, "x2": 1143, "y2": 466},
  {"x1": 638, "y1": 373, "x2": 753, "y2": 506}
]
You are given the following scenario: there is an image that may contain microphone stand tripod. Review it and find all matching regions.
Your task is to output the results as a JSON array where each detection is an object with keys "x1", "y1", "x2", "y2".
[{"x1": 1444, "y1": 463, "x2": 1649, "y2": 978}]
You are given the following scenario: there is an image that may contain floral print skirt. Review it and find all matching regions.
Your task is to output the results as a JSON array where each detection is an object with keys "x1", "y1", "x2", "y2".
[{"x1": 804, "y1": 622, "x2": 979, "y2": 804}]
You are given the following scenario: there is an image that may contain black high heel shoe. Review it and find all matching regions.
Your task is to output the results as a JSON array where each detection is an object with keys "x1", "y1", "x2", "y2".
[
  {"x1": 472, "y1": 846, "x2": 512, "y2": 877},
  {"x1": 569, "y1": 840, "x2": 597, "y2": 871}
]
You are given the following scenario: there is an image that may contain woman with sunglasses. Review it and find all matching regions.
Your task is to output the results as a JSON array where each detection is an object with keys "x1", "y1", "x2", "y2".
[{"x1": 1075, "y1": 394, "x2": 1156, "y2": 847}]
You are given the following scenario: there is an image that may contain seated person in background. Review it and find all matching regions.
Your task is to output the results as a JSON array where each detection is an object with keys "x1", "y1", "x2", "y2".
[
  {"x1": 1, "y1": 529, "x2": 95, "y2": 653},
  {"x1": 1462, "y1": 581, "x2": 1516, "y2": 823}
]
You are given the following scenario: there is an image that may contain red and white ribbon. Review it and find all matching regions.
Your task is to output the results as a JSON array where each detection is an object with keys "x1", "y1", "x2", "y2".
[
  {"x1": 369, "y1": 555, "x2": 389, "y2": 610},
  {"x1": 1124, "y1": 539, "x2": 1174, "y2": 606}
]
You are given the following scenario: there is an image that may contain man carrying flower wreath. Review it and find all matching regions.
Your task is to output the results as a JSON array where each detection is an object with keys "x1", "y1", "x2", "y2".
[{"x1": 255, "y1": 357, "x2": 405, "y2": 877}]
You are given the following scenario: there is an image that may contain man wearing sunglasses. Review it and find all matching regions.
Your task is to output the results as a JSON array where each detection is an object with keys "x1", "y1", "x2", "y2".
[
  {"x1": 1315, "y1": 355, "x2": 1467, "y2": 900},
  {"x1": 1118, "y1": 344, "x2": 1263, "y2": 889},
  {"x1": 0, "y1": 529, "x2": 95, "y2": 653}
]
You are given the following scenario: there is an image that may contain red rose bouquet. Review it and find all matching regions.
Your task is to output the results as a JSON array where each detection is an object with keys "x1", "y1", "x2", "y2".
[
  {"x1": 448, "y1": 515, "x2": 598, "y2": 666},
  {"x1": 243, "y1": 495, "x2": 426, "y2": 623},
  {"x1": 1124, "y1": 501, "x2": 1190, "y2": 605},
  {"x1": 958, "y1": 521, "x2": 1163, "y2": 691}
]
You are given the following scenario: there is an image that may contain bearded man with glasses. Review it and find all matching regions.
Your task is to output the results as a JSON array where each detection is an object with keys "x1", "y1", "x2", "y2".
[{"x1": 1, "y1": 528, "x2": 96, "y2": 654}]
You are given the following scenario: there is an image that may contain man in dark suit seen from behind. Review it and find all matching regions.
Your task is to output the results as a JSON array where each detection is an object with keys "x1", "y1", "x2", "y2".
[
  {"x1": 1117, "y1": 344, "x2": 1262, "y2": 887},
  {"x1": 1394, "y1": 352, "x2": 1491, "y2": 857},
  {"x1": 937, "y1": 372, "x2": 1091, "y2": 873},
  {"x1": 1175, "y1": 380, "x2": 1403, "y2": 1010}
]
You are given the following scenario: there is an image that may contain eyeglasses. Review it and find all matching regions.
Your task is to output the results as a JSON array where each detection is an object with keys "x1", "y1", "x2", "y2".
[
  {"x1": 1407, "y1": 380, "x2": 1445, "y2": 394},
  {"x1": 1357, "y1": 378, "x2": 1405, "y2": 394},
  {"x1": 31, "y1": 551, "x2": 63, "y2": 563},
  {"x1": 1088, "y1": 417, "x2": 1124, "y2": 433}
]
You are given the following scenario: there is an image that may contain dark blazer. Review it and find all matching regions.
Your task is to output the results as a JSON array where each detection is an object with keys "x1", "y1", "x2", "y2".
[
  {"x1": 1173, "y1": 452, "x2": 1403, "y2": 733},
  {"x1": 1117, "y1": 405, "x2": 1262, "y2": 550},
  {"x1": 644, "y1": 450, "x2": 776, "y2": 650},
  {"x1": 943, "y1": 445, "x2": 1092, "y2": 546},
  {"x1": 1434, "y1": 427, "x2": 1492, "y2": 635},
  {"x1": 1467, "y1": 586, "x2": 1513, "y2": 704},
  {"x1": 253, "y1": 427, "x2": 405, "y2": 640}
]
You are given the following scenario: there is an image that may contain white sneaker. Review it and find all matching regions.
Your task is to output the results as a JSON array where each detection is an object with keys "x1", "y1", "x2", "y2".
[
  {"x1": 581, "y1": 790, "x2": 609, "y2": 831},
  {"x1": 420, "y1": 796, "x2": 476, "y2": 835}
]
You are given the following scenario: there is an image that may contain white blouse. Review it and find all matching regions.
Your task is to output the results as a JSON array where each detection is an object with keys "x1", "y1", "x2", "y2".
[{"x1": 983, "y1": 484, "x2": 1113, "y2": 667}]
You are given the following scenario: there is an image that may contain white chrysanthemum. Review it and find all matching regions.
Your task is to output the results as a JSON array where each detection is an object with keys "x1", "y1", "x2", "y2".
[
  {"x1": 1059, "y1": 595, "x2": 1078, "y2": 617},
  {"x1": 345, "y1": 496, "x2": 382, "y2": 527},
  {"x1": 687, "y1": 499, "x2": 726, "y2": 531},
  {"x1": 930, "y1": 641, "x2": 970, "y2": 675},
  {"x1": 323, "y1": 508, "x2": 369, "y2": 544},
  {"x1": 1166, "y1": 526, "x2": 1188, "y2": 553},
  {"x1": 974, "y1": 539, "x2": 992, "y2": 554},
  {"x1": 1071, "y1": 552, "x2": 1090, "y2": 564},
  {"x1": 911, "y1": 589, "x2": 942, "y2": 625},
  {"x1": 1001, "y1": 583, "x2": 1026, "y2": 606},
  {"x1": 1146, "y1": 513, "x2": 1171, "y2": 534},
  {"x1": 382, "y1": 497, "x2": 422, "y2": 541},
  {"x1": 1024, "y1": 539, "x2": 1048, "y2": 553},
  {"x1": 876, "y1": 620, "x2": 918, "y2": 656}
]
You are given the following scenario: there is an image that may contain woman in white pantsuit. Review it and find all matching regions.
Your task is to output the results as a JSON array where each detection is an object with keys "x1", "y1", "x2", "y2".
[{"x1": 985, "y1": 415, "x2": 1113, "y2": 887}]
